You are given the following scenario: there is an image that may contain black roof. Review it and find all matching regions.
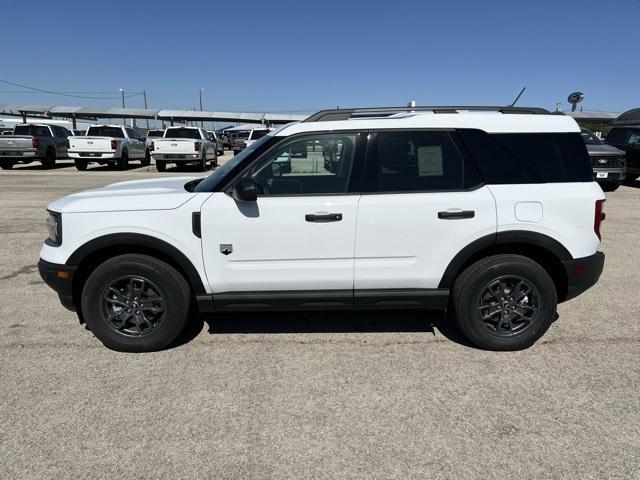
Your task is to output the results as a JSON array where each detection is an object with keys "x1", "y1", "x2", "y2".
[{"x1": 613, "y1": 108, "x2": 640, "y2": 126}]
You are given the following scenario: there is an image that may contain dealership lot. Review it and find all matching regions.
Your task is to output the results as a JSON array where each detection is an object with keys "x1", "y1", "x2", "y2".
[{"x1": 0, "y1": 163, "x2": 639, "y2": 479}]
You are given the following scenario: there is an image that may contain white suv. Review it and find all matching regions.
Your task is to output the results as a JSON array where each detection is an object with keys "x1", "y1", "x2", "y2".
[{"x1": 39, "y1": 106, "x2": 606, "y2": 352}]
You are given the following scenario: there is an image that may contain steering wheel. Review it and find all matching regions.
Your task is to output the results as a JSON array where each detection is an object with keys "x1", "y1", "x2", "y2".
[{"x1": 253, "y1": 177, "x2": 271, "y2": 195}]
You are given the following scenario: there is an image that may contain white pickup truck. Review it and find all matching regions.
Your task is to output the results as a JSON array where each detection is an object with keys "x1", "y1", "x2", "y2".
[
  {"x1": 151, "y1": 126, "x2": 217, "y2": 172},
  {"x1": 68, "y1": 125, "x2": 150, "y2": 171}
]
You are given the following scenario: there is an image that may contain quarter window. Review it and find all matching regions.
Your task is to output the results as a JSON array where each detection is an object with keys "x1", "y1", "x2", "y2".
[
  {"x1": 244, "y1": 133, "x2": 357, "y2": 195},
  {"x1": 376, "y1": 131, "x2": 465, "y2": 191}
]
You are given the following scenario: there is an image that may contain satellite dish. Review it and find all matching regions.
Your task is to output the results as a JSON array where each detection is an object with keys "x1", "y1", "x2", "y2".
[{"x1": 568, "y1": 91, "x2": 585, "y2": 111}]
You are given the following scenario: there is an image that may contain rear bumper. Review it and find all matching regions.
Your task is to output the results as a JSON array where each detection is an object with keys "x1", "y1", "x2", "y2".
[
  {"x1": 561, "y1": 251, "x2": 605, "y2": 302},
  {"x1": 152, "y1": 153, "x2": 200, "y2": 161},
  {"x1": 38, "y1": 259, "x2": 76, "y2": 311},
  {"x1": 69, "y1": 152, "x2": 116, "y2": 160}
]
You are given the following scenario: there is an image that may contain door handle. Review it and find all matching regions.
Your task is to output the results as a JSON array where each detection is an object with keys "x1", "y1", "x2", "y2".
[
  {"x1": 438, "y1": 210, "x2": 475, "y2": 220},
  {"x1": 305, "y1": 213, "x2": 343, "y2": 222}
]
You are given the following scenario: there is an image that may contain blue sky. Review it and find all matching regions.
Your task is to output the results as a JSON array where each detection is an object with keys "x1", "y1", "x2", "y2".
[{"x1": 0, "y1": 0, "x2": 638, "y2": 113}]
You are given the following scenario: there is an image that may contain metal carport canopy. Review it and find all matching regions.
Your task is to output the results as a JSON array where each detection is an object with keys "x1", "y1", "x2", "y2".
[{"x1": 156, "y1": 109, "x2": 305, "y2": 124}]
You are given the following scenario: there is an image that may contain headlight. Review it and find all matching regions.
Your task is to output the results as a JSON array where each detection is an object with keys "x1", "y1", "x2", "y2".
[{"x1": 46, "y1": 210, "x2": 62, "y2": 246}]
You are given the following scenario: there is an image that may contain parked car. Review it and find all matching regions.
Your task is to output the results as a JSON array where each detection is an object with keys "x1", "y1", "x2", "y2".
[
  {"x1": 145, "y1": 129, "x2": 165, "y2": 150},
  {"x1": 39, "y1": 105, "x2": 605, "y2": 353},
  {"x1": 68, "y1": 125, "x2": 150, "y2": 171},
  {"x1": 216, "y1": 131, "x2": 231, "y2": 149},
  {"x1": 151, "y1": 126, "x2": 217, "y2": 172},
  {"x1": 605, "y1": 126, "x2": 640, "y2": 182},
  {"x1": 207, "y1": 131, "x2": 225, "y2": 156},
  {"x1": 580, "y1": 128, "x2": 626, "y2": 191},
  {"x1": 232, "y1": 128, "x2": 270, "y2": 155},
  {"x1": 0, "y1": 123, "x2": 69, "y2": 170}
]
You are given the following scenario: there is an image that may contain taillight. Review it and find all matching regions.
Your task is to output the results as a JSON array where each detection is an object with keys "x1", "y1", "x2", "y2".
[
  {"x1": 150, "y1": 141, "x2": 154, "y2": 151},
  {"x1": 111, "y1": 140, "x2": 118, "y2": 150},
  {"x1": 32, "y1": 138, "x2": 40, "y2": 149},
  {"x1": 194, "y1": 142, "x2": 201, "y2": 152},
  {"x1": 594, "y1": 199, "x2": 605, "y2": 240}
]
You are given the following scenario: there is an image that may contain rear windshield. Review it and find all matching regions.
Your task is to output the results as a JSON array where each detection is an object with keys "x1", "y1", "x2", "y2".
[
  {"x1": 235, "y1": 131, "x2": 250, "y2": 139},
  {"x1": 87, "y1": 126, "x2": 125, "y2": 138},
  {"x1": 251, "y1": 130, "x2": 269, "y2": 140},
  {"x1": 14, "y1": 125, "x2": 51, "y2": 137},
  {"x1": 147, "y1": 130, "x2": 164, "y2": 137},
  {"x1": 459, "y1": 130, "x2": 593, "y2": 183},
  {"x1": 165, "y1": 128, "x2": 201, "y2": 139}
]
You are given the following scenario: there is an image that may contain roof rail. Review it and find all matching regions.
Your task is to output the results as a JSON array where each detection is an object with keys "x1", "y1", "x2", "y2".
[{"x1": 303, "y1": 105, "x2": 551, "y2": 122}]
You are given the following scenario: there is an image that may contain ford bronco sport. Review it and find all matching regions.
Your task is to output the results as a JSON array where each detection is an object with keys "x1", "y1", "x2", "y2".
[{"x1": 39, "y1": 106, "x2": 605, "y2": 352}]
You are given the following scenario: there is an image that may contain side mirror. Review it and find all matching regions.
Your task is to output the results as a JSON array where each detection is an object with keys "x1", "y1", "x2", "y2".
[{"x1": 232, "y1": 178, "x2": 258, "y2": 202}]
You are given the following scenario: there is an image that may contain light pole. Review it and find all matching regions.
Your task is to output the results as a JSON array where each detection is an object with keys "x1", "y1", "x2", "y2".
[
  {"x1": 120, "y1": 88, "x2": 126, "y2": 126},
  {"x1": 199, "y1": 88, "x2": 204, "y2": 128},
  {"x1": 143, "y1": 90, "x2": 149, "y2": 130}
]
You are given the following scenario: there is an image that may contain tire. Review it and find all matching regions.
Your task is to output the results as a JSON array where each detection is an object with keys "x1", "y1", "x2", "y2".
[
  {"x1": 451, "y1": 254, "x2": 557, "y2": 351},
  {"x1": 42, "y1": 149, "x2": 56, "y2": 169},
  {"x1": 195, "y1": 153, "x2": 206, "y2": 172},
  {"x1": 212, "y1": 151, "x2": 218, "y2": 168},
  {"x1": 141, "y1": 150, "x2": 151, "y2": 167},
  {"x1": 74, "y1": 159, "x2": 88, "y2": 171},
  {"x1": 156, "y1": 160, "x2": 166, "y2": 172},
  {"x1": 117, "y1": 151, "x2": 129, "y2": 170},
  {"x1": 600, "y1": 181, "x2": 620, "y2": 192},
  {"x1": 233, "y1": 150, "x2": 241, "y2": 156},
  {"x1": 0, "y1": 159, "x2": 14, "y2": 170},
  {"x1": 80, "y1": 254, "x2": 191, "y2": 352}
]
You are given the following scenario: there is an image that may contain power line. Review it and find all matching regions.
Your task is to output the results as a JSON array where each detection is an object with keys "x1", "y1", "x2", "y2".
[{"x1": 0, "y1": 78, "x2": 144, "y2": 100}]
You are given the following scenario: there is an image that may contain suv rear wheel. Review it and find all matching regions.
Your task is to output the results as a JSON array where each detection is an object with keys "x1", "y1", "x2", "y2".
[
  {"x1": 156, "y1": 160, "x2": 166, "y2": 172},
  {"x1": 80, "y1": 254, "x2": 191, "y2": 352},
  {"x1": 0, "y1": 159, "x2": 13, "y2": 170},
  {"x1": 451, "y1": 254, "x2": 557, "y2": 351},
  {"x1": 41, "y1": 149, "x2": 56, "y2": 169},
  {"x1": 117, "y1": 151, "x2": 129, "y2": 170},
  {"x1": 74, "y1": 159, "x2": 88, "y2": 171}
]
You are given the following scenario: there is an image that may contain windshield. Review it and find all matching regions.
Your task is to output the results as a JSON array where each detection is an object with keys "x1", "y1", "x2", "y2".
[
  {"x1": 147, "y1": 130, "x2": 164, "y2": 137},
  {"x1": 14, "y1": 125, "x2": 51, "y2": 137},
  {"x1": 581, "y1": 129, "x2": 603, "y2": 145},
  {"x1": 87, "y1": 126, "x2": 124, "y2": 138},
  {"x1": 195, "y1": 134, "x2": 273, "y2": 192},
  {"x1": 165, "y1": 128, "x2": 201, "y2": 139}
]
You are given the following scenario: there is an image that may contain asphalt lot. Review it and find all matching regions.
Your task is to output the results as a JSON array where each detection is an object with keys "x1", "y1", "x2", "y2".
[{"x1": 1, "y1": 158, "x2": 639, "y2": 479}]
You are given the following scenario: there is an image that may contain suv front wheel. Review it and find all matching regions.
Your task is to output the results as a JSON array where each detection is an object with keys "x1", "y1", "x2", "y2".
[
  {"x1": 81, "y1": 254, "x2": 191, "y2": 352},
  {"x1": 451, "y1": 254, "x2": 557, "y2": 351}
]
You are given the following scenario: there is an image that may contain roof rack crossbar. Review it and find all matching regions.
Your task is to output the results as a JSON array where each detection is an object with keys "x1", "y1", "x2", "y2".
[{"x1": 304, "y1": 105, "x2": 551, "y2": 122}]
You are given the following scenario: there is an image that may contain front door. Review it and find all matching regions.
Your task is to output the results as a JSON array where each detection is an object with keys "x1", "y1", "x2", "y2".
[{"x1": 200, "y1": 132, "x2": 362, "y2": 299}]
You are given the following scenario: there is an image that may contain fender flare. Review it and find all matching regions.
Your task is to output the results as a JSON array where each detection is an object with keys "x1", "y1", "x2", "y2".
[
  {"x1": 438, "y1": 231, "x2": 572, "y2": 289},
  {"x1": 67, "y1": 233, "x2": 206, "y2": 294}
]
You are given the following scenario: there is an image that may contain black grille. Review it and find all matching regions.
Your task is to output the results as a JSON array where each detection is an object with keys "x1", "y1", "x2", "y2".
[{"x1": 591, "y1": 156, "x2": 625, "y2": 168}]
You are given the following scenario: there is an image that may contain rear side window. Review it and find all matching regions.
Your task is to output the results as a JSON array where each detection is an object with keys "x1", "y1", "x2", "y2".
[
  {"x1": 459, "y1": 130, "x2": 593, "y2": 183},
  {"x1": 375, "y1": 131, "x2": 474, "y2": 191},
  {"x1": 251, "y1": 130, "x2": 269, "y2": 140}
]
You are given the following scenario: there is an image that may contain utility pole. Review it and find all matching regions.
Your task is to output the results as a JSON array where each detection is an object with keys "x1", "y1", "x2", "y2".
[
  {"x1": 143, "y1": 90, "x2": 149, "y2": 130},
  {"x1": 199, "y1": 88, "x2": 204, "y2": 128},
  {"x1": 120, "y1": 88, "x2": 126, "y2": 126}
]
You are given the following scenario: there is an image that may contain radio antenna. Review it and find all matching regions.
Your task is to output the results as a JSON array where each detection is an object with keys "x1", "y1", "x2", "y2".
[{"x1": 510, "y1": 86, "x2": 526, "y2": 107}]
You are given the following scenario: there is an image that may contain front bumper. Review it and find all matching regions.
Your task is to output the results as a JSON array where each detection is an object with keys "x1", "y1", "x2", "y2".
[
  {"x1": 593, "y1": 167, "x2": 626, "y2": 182},
  {"x1": 38, "y1": 259, "x2": 76, "y2": 311},
  {"x1": 561, "y1": 251, "x2": 605, "y2": 302}
]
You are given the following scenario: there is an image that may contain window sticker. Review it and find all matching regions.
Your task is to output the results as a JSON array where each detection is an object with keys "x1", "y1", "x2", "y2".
[{"x1": 417, "y1": 146, "x2": 444, "y2": 177}]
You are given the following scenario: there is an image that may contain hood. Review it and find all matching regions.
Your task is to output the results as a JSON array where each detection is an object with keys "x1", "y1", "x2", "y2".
[
  {"x1": 48, "y1": 176, "x2": 204, "y2": 213},
  {"x1": 586, "y1": 143, "x2": 625, "y2": 156}
]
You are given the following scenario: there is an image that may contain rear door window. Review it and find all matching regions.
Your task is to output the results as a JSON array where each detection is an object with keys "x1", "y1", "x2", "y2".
[{"x1": 373, "y1": 131, "x2": 470, "y2": 191}]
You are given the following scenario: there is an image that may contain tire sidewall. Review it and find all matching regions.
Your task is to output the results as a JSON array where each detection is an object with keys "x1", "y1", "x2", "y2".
[{"x1": 81, "y1": 256, "x2": 190, "y2": 352}]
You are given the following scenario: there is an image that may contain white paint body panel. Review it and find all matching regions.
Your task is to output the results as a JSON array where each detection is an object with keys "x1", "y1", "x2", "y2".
[
  {"x1": 354, "y1": 187, "x2": 497, "y2": 289},
  {"x1": 200, "y1": 192, "x2": 359, "y2": 293},
  {"x1": 489, "y1": 182, "x2": 604, "y2": 258}
]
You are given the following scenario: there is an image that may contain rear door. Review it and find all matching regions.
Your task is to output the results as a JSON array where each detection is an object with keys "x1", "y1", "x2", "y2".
[
  {"x1": 354, "y1": 130, "x2": 496, "y2": 295},
  {"x1": 200, "y1": 132, "x2": 365, "y2": 304}
]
